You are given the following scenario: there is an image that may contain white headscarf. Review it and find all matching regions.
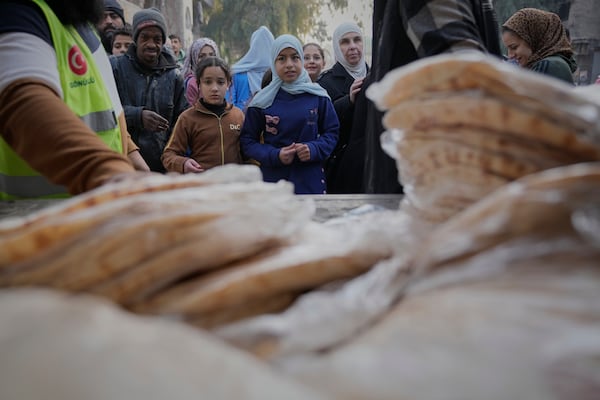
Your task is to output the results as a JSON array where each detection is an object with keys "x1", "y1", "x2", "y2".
[
  {"x1": 250, "y1": 34, "x2": 330, "y2": 109},
  {"x1": 332, "y1": 22, "x2": 367, "y2": 80},
  {"x1": 231, "y1": 26, "x2": 275, "y2": 95}
]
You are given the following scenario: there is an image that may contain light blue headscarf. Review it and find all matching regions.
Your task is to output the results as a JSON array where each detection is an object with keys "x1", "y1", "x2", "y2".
[
  {"x1": 250, "y1": 34, "x2": 330, "y2": 109},
  {"x1": 231, "y1": 26, "x2": 275, "y2": 95}
]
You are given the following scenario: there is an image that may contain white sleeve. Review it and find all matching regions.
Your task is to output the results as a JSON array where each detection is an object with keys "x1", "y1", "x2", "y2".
[{"x1": 0, "y1": 32, "x2": 62, "y2": 97}]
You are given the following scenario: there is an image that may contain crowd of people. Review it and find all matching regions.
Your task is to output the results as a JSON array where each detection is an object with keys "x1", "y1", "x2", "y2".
[{"x1": 0, "y1": 0, "x2": 588, "y2": 199}]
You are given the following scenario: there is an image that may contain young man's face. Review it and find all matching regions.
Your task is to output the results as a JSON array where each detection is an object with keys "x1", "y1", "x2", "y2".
[
  {"x1": 170, "y1": 37, "x2": 182, "y2": 54},
  {"x1": 112, "y1": 33, "x2": 133, "y2": 55}
]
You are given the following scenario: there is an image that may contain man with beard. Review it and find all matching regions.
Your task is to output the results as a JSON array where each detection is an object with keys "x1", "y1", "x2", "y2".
[
  {"x1": 0, "y1": 0, "x2": 149, "y2": 200},
  {"x1": 340, "y1": 0, "x2": 503, "y2": 194},
  {"x1": 110, "y1": 8, "x2": 188, "y2": 173},
  {"x1": 96, "y1": 0, "x2": 126, "y2": 54}
]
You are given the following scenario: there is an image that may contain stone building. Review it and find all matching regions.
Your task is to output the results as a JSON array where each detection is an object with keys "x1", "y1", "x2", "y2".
[
  {"x1": 121, "y1": 0, "x2": 195, "y2": 49},
  {"x1": 565, "y1": 0, "x2": 600, "y2": 85}
]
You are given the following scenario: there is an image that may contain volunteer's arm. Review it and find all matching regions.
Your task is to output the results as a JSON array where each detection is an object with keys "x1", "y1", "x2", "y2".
[{"x1": 0, "y1": 79, "x2": 136, "y2": 194}]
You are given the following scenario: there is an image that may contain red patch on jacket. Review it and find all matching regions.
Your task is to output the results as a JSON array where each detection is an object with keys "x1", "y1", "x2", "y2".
[{"x1": 68, "y1": 45, "x2": 88, "y2": 76}]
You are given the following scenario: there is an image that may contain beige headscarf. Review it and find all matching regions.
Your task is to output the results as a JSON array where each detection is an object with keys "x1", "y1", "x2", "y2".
[{"x1": 502, "y1": 8, "x2": 573, "y2": 69}]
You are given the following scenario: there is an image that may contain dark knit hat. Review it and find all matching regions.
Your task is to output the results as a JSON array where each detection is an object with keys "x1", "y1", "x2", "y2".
[
  {"x1": 103, "y1": 0, "x2": 125, "y2": 23},
  {"x1": 132, "y1": 8, "x2": 167, "y2": 43}
]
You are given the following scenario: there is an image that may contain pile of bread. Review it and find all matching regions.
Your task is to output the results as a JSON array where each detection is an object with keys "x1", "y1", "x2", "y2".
[
  {"x1": 1, "y1": 52, "x2": 600, "y2": 399},
  {"x1": 367, "y1": 51, "x2": 600, "y2": 223},
  {"x1": 0, "y1": 165, "x2": 397, "y2": 329},
  {"x1": 204, "y1": 53, "x2": 600, "y2": 399},
  {"x1": 263, "y1": 163, "x2": 600, "y2": 400}
]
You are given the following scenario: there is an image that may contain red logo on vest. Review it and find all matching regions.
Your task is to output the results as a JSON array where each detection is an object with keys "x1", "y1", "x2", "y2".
[{"x1": 68, "y1": 45, "x2": 88, "y2": 75}]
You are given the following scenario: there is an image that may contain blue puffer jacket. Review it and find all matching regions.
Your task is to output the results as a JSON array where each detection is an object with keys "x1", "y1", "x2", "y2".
[{"x1": 110, "y1": 46, "x2": 188, "y2": 172}]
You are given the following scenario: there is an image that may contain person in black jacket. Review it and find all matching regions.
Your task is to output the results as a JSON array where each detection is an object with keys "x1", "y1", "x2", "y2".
[
  {"x1": 342, "y1": 0, "x2": 502, "y2": 194},
  {"x1": 317, "y1": 22, "x2": 368, "y2": 194},
  {"x1": 97, "y1": 0, "x2": 126, "y2": 54},
  {"x1": 110, "y1": 8, "x2": 188, "y2": 172}
]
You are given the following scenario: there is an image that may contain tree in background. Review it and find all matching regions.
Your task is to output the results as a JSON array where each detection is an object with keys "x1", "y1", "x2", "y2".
[
  {"x1": 196, "y1": 0, "x2": 348, "y2": 62},
  {"x1": 128, "y1": 0, "x2": 369, "y2": 63}
]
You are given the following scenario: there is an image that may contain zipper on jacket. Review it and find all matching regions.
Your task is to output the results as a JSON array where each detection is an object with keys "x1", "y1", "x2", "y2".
[{"x1": 197, "y1": 107, "x2": 229, "y2": 165}]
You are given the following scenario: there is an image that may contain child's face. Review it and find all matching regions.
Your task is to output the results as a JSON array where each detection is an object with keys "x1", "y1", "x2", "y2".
[
  {"x1": 112, "y1": 34, "x2": 133, "y2": 56},
  {"x1": 199, "y1": 66, "x2": 230, "y2": 105},
  {"x1": 171, "y1": 37, "x2": 182, "y2": 53},
  {"x1": 303, "y1": 45, "x2": 325, "y2": 82},
  {"x1": 275, "y1": 47, "x2": 302, "y2": 84}
]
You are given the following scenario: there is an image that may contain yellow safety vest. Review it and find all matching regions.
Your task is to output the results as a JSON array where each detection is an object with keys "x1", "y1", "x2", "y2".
[{"x1": 0, "y1": 0, "x2": 123, "y2": 199}]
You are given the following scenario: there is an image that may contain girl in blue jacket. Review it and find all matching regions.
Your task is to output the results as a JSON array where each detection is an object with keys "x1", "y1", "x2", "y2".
[{"x1": 240, "y1": 34, "x2": 340, "y2": 194}]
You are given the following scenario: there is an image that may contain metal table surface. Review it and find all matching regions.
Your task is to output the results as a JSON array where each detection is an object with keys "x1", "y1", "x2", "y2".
[{"x1": 0, "y1": 195, "x2": 402, "y2": 223}]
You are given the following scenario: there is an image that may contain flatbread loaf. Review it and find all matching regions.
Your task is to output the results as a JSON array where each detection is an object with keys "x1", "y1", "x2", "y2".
[
  {"x1": 0, "y1": 164, "x2": 263, "y2": 237},
  {"x1": 368, "y1": 53, "x2": 600, "y2": 224},
  {"x1": 187, "y1": 293, "x2": 299, "y2": 329},
  {"x1": 271, "y1": 164, "x2": 600, "y2": 400},
  {"x1": 89, "y1": 210, "x2": 305, "y2": 305},
  {"x1": 1, "y1": 180, "x2": 315, "y2": 304},
  {"x1": 396, "y1": 136, "x2": 546, "y2": 179},
  {"x1": 0, "y1": 289, "x2": 328, "y2": 400},
  {"x1": 131, "y1": 222, "x2": 395, "y2": 316},
  {"x1": 383, "y1": 95, "x2": 600, "y2": 161},
  {"x1": 368, "y1": 51, "x2": 600, "y2": 137},
  {"x1": 405, "y1": 162, "x2": 600, "y2": 283}
]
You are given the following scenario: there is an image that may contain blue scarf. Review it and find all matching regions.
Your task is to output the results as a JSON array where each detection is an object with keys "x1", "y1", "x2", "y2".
[
  {"x1": 250, "y1": 34, "x2": 330, "y2": 109},
  {"x1": 231, "y1": 26, "x2": 274, "y2": 95}
]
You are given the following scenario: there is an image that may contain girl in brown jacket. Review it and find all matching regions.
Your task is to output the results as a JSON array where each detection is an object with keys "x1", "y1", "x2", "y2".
[{"x1": 162, "y1": 57, "x2": 244, "y2": 173}]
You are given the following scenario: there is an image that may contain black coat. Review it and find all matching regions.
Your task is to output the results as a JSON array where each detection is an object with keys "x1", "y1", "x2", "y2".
[
  {"x1": 317, "y1": 62, "x2": 368, "y2": 194},
  {"x1": 347, "y1": 0, "x2": 502, "y2": 194},
  {"x1": 110, "y1": 46, "x2": 188, "y2": 172}
]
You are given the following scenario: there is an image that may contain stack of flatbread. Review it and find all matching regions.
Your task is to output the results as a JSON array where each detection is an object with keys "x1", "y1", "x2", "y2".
[
  {"x1": 272, "y1": 163, "x2": 600, "y2": 400},
  {"x1": 0, "y1": 164, "x2": 395, "y2": 328},
  {"x1": 366, "y1": 51, "x2": 600, "y2": 223},
  {"x1": 0, "y1": 289, "x2": 328, "y2": 400},
  {"x1": 130, "y1": 219, "x2": 397, "y2": 328}
]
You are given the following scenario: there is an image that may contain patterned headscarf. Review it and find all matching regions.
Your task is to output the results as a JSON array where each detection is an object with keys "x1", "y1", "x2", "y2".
[
  {"x1": 502, "y1": 8, "x2": 573, "y2": 69},
  {"x1": 182, "y1": 38, "x2": 220, "y2": 79},
  {"x1": 232, "y1": 26, "x2": 275, "y2": 95},
  {"x1": 249, "y1": 34, "x2": 330, "y2": 109},
  {"x1": 332, "y1": 22, "x2": 368, "y2": 80}
]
